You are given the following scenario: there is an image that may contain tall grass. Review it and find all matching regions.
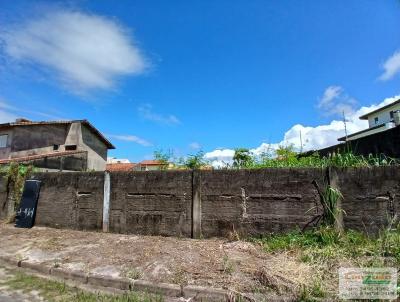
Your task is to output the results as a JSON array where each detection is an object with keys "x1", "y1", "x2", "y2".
[
  {"x1": 252, "y1": 224, "x2": 400, "y2": 265},
  {"x1": 255, "y1": 151, "x2": 397, "y2": 169},
  {"x1": 321, "y1": 186, "x2": 343, "y2": 227}
]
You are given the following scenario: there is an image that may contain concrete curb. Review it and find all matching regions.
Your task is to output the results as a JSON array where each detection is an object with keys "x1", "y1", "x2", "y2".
[{"x1": 0, "y1": 255, "x2": 231, "y2": 301}]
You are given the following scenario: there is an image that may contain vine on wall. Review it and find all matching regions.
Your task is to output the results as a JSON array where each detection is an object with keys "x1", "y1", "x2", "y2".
[{"x1": 2, "y1": 162, "x2": 34, "y2": 219}]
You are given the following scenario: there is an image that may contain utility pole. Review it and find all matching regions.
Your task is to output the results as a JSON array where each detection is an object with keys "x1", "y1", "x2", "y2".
[
  {"x1": 342, "y1": 110, "x2": 348, "y2": 142},
  {"x1": 299, "y1": 130, "x2": 303, "y2": 153}
]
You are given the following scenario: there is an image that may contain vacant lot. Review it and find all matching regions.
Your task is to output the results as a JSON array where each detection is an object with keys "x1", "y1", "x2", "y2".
[
  {"x1": 1, "y1": 223, "x2": 399, "y2": 301},
  {"x1": 0, "y1": 224, "x2": 315, "y2": 300}
]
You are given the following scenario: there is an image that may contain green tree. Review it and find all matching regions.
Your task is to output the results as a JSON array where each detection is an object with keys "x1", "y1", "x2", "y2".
[
  {"x1": 233, "y1": 148, "x2": 254, "y2": 168},
  {"x1": 184, "y1": 151, "x2": 208, "y2": 170},
  {"x1": 153, "y1": 149, "x2": 173, "y2": 170},
  {"x1": 276, "y1": 144, "x2": 297, "y2": 161}
]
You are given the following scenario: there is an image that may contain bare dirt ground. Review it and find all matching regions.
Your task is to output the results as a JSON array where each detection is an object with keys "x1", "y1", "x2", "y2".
[{"x1": 0, "y1": 224, "x2": 315, "y2": 299}]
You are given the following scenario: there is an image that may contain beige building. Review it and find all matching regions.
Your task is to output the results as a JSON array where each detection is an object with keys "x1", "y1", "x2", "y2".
[
  {"x1": 135, "y1": 160, "x2": 170, "y2": 171},
  {"x1": 0, "y1": 119, "x2": 115, "y2": 171},
  {"x1": 338, "y1": 99, "x2": 400, "y2": 142}
]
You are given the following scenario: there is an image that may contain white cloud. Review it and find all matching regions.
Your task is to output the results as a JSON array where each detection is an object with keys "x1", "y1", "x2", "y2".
[
  {"x1": 318, "y1": 85, "x2": 357, "y2": 116},
  {"x1": 189, "y1": 142, "x2": 201, "y2": 150},
  {"x1": 0, "y1": 110, "x2": 18, "y2": 123},
  {"x1": 0, "y1": 101, "x2": 23, "y2": 123},
  {"x1": 318, "y1": 86, "x2": 342, "y2": 108},
  {"x1": 0, "y1": 9, "x2": 147, "y2": 93},
  {"x1": 379, "y1": 50, "x2": 400, "y2": 81},
  {"x1": 204, "y1": 149, "x2": 235, "y2": 168},
  {"x1": 107, "y1": 134, "x2": 152, "y2": 147},
  {"x1": 204, "y1": 92, "x2": 400, "y2": 167},
  {"x1": 138, "y1": 104, "x2": 181, "y2": 125},
  {"x1": 0, "y1": 97, "x2": 64, "y2": 120}
]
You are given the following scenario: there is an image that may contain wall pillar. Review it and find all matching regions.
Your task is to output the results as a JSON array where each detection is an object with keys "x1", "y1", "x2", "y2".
[
  {"x1": 192, "y1": 170, "x2": 202, "y2": 238},
  {"x1": 327, "y1": 167, "x2": 344, "y2": 233},
  {"x1": 102, "y1": 171, "x2": 110, "y2": 232}
]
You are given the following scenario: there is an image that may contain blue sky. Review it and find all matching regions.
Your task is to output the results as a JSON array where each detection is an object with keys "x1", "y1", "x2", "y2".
[{"x1": 1, "y1": 1, "x2": 400, "y2": 164}]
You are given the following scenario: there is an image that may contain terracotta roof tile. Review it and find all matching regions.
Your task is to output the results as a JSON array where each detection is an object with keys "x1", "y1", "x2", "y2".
[
  {"x1": 106, "y1": 163, "x2": 137, "y2": 171},
  {"x1": 139, "y1": 160, "x2": 167, "y2": 165}
]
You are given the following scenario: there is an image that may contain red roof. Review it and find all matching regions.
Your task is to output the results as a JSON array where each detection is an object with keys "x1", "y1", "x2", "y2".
[
  {"x1": 139, "y1": 160, "x2": 167, "y2": 166},
  {"x1": 106, "y1": 163, "x2": 137, "y2": 171},
  {"x1": 0, "y1": 150, "x2": 87, "y2": 164},
  {"x1": 0, "y1": 119, "x2": 115, "y2": 149}
]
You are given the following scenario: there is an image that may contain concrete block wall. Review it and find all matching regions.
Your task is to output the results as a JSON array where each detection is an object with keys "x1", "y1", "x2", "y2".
[
  {"x1": 32, "y1": 172, "x2": 104, "y2": 230},
  {"x1": 109, "y1": 171, "x2": 192, "y2": 237},
  {"x1": 335, "y1": 166, "x2": 400, "y2": 234},
  {"x1": 1, "y1": 167, "x2": 396, "y2": 238},
  {"x1": 0, "y1": 176, "x2": 9, "y2": 220},
  {"x1": 199, "y1": 168, "x2": 326, "y2": 237}
]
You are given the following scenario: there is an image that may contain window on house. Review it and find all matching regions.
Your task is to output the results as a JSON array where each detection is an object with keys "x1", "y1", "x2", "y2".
[
  {"x1": 0, "y1": 135, "x2": 7, "y2": 148},
  {"x1": 374, "y1": 117, "x2": 379, "y2": 124},
  {"x1": 53, "y1": 144, "x2": 59, "y2": 151},
  {"x1": 65, "y1": 145, "x2": 77, "y2": 151},
  {"x1": 390, "y1": 111, "x2": 394, "y2": 119}
]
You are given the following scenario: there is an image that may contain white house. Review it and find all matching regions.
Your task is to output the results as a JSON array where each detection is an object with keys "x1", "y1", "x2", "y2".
[{"x1": 338, "y1": 99, "x2": 400, "y2": 142}]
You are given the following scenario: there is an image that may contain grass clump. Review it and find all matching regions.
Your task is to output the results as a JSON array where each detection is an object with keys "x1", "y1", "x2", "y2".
[
  {"x1": 256, "y1": 148, "x2": 397, "y2": 169},
  {"x1": 5, "y1": 272, "x2": 163, "y2": 302},
  {"x1": 251, "y1": 226, "x2": 400, "y2": 300},
  {"x1": 252, "y1": 226, "x2": 400, "y2": 265}
]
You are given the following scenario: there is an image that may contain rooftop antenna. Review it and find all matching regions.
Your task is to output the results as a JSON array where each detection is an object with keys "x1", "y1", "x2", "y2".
[{"x1": 342, "y1": 110, "x2": 348, "y2": 142}]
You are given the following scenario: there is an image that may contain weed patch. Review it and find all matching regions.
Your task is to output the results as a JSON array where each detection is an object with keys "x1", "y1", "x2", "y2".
[
  {"x1": 251, "y1": 226, "x2": 400, "y2": 300},
  {"x1": 253, "y1": 226, "x2": 400, "y2": 264},
  {"x1": 5, "y1": 272, "x2": 163, "y2": 302}
]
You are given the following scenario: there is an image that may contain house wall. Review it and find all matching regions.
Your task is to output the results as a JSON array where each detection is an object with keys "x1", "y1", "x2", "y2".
[
  {"x1": 0, "y1": 129, "x2": 13, "y2": 159},
  {"x1": 346, "y1": 124, "x2": 393, "y2": 141},
  {"x1": 317, "y1": 125, "x2": 400, "y2": 159},
  {"x1": 26, "y1": 152, "x2": 88, "y2": 172},
  {"x1": 81, "y1": 124, "x2": 108, "y2": 171},
  {"x1": 0, "y1": 123, "x2": 109, "y2": 171},
  {"x1": 367, "y1": 104, "x2": 400, "y2": 127},
  {"x1": 10, "y1": 124, "x2": 69, "y2": 154},
  {"x1": 2, "y1": 166, "x2": 394, "y2": 238}
]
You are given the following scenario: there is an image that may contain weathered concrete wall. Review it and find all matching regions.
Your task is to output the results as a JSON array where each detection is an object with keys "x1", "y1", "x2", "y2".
[
  {"x1": 335, "y1": 166, "x2": 400, "y2": 234},
  {"x1": 31, "y1": 172, "x2": 104, "y2": 230},
  {"x1": 11, "y1": 124, "x2": 69, "y2": 153},
  {"x1": 109, "y1": 171, "x2": 192, "y2": 237},
  {"x1": 26, "y1": 152, "x2": 88, "y2": 172},
  {"x1": 81, "y1": 124, "x2": 108, "y2": 161},
  {"x1": 199, "y1": 169, "x2": 325, "y2": 237},
  {"x1": 0, "y1": 176, "x2": 9, "y2": 220},
  {"x1": 2, "y1": 167, "x2": 399, "y2": 238},
  {"x1": 0, "y1": 129, "x2": 13, "y2": 159}
]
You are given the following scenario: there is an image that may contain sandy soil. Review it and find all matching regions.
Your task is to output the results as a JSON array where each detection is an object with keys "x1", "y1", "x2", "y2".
[{"x1": 0, "y1": 224, "x2": 313, "y2": 298}]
